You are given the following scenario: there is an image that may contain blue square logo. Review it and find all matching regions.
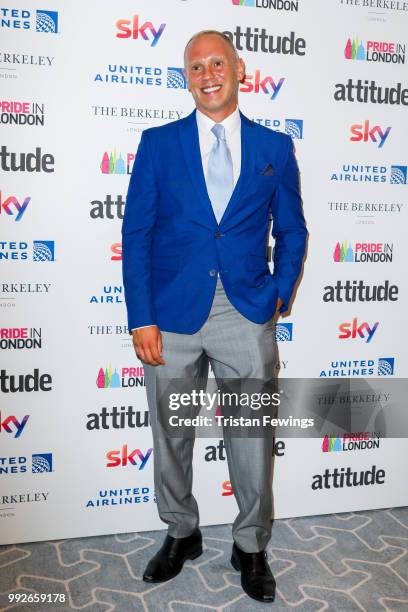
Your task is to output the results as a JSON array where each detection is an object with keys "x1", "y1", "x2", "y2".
[
  {"x1": 378, "y1": 358, "x2": 395, "y2": 376},
  {"x1": 275, "y1": 322, "x2": 293, "y2": 342},
  {"x1": 33, "y1": 240, "x2": 55, "y2": 261},
  {"x1": 390, "y1": 165, "x2": 407, "y2": 184},
  {"x1": 285, "y1": 119, "x2": 303, "y2": 139},
  {"x1": 167, "y1": 67, "x2": 186, "y2": 89},
  {"x1": 36, "y1": 10, "x2": 58, "y2": 33},
  {"x1": 32, "y1": 453, "x2": 53, "y2": 473}
]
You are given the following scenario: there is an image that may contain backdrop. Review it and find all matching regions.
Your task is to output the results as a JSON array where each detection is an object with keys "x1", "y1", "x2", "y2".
[{"x1": 1, "y1": 0, "x2": 407, "y2": 545}]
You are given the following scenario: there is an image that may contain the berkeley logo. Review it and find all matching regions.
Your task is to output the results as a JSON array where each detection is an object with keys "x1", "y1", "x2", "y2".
[
  {"x1": 350, "y1": 120, "x2": 391, "y2": 148},
  {"x1": 311, "y1": 465, "x2": 385, "y2": 490},
  {"x1": 338, "y1": 318, "x2": 379, "y2": 343}
]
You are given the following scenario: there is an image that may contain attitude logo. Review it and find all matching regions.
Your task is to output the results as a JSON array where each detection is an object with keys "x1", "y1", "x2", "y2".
[
  {"x1": 223, "y1": 27, "x2": 306, "y2": 55},
  {"x1": 0, "y1": 412, "x2": 29, "y2": 438},
  {"x1": 231, "y1": 0, "x2": 299, "y2": 11},
  {"x1": 0, "y1": 192, "x2": 31, "y2": 221},
  {"x1": 275, "y1": 322, "x2": 293, "y2": 341},
  {"x1": 319, "y1": 357, "x2": 395, "y2": 377},
  {"x1": 0, "y1": 9, "x2": 58, "y2": 33},
  {"x1": 350, "y1": 121, "x2": 391, "y2": 148},
  {"x1": 333, "y1": 241, "x2": 393, "y2": 263},
  {"x1": 0, "y1": 327, "x2": 42, "y2": 350},
  {"x1": 0, "y1": 453, "x2": 52, "y2": 475},
  {"x1": 240, "y1": 71, "x2": 285, "y2": 100},
  {"x1": 0, "y1": 101, "x2": 45, "y2": 126},
  {"x1": 338, "y1": 318, "x2": 379, "y2": 343},
  {"x1": 90, "y1": 195, "x2": 125, "y2": 220},
  {"x1": 323, "y1": 280, "x2": 399, "y2": 303},
  {"x1": 89, "y1": 285, "x2": 124, "y2": 304},
  {"x1": 87, "y1": 406, "x2": 149, "y2": 431},
  {"x1": 100, "y1": 149, "x2": 135, "y2": 175},
  {"x1": 96, "y1": 366, "x2": 145, "y2": 389},
  {"x1": 115, "y1": 15, "x2": 166, "y2": 46},
  {"x1": 311, "y1": 465, "x2": 385, "y2": 490},
  {"x1": 334, "y1": 79, "x2": 408, "y2": 105},
  {"x1": 0, "y1": 146, "x2": 54, "y2": 172},
  {"x1": 0, "y1": 369, "x2": 52, "y2": 393},
  {"x1": 345, "y1": 36, "x2": 405, "y2": 64},
  {"x1": 390, "y1": 165, "x2": 407, "y2": 184},
  {"x1": 322, "y1": 433, "x2": 380, "y2": 453},
  {"x1": 106, "y1": 445, "x2": 153, "y2": 469},
  {"x1": 33, "y1": 241, "x2": 55, "y2": 261}
]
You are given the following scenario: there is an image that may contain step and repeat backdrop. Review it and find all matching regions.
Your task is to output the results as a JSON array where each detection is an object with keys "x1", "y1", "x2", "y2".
[{"x1": 1, "y1": 0, "x2": 408, "y2": 545}]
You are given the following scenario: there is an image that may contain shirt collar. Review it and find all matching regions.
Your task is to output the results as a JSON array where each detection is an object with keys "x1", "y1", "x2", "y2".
[{"x1": 196, "y1": 106, "x2": 241, "y2": 138}]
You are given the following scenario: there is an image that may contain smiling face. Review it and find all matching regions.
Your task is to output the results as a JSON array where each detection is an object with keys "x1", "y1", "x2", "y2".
[{"x1": 184, "y1": 33, "x2": 245, "y2": 122}]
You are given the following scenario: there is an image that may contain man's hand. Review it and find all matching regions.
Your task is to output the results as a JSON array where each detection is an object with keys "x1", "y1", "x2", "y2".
[{"x1": 132, "y1": 326, "x2": 165, "y2": 366}]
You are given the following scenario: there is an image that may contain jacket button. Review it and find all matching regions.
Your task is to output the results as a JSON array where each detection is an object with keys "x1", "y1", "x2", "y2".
[
  {"x1": 214, "y1": 231, "x2": 224, "y2": 239},
  {"x1": 209, "y1": 269, "x2": 217, "y2": 277}
]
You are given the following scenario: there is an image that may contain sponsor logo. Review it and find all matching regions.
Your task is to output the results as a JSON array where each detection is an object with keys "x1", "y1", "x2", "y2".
[
  {"x1": 322, "y1": 433, "x2": 380, "y2": 453},
  {"x1": 0, "y1": 101, "x2": 45, "y2": 126},
  {"x1": 0, "y1": 453, "x2": 52, "y2": 475},
  {"x1": 0, "y1": 327, "x2": 42, "y2": 349},
  {"x1": 0, "y1": 192, "x2": 31, "y2": 221},
  {"x1": 86, "y1": 406, "x2": 149, "y2": 430},
  {"x1": 222, "y1": 480, "x2": 234, "y2": 496},
  {"x1": 339, "y1": 0, "x2": 408, "y2": 13},
  {"x1": 232, "y1": 0, "x2": 299, "y2": 11},
  {"x1": 86, "y1": 486, "x2": 154, "y2": 508},
  {"x1": 92, "y1": 105, "x2": 183, "y2": 122},
  {"x1": 0, "y1": 412, "x2": 30, "y2": 438},
  {"x1": 311, "y1": 465, "x2": 385, "y2": 489},
  {"x1": 89, "y1": 285, "x2": 124, "y2": 304},
  {"x1": 333, "y1": 241, "x2": 393, "y2": 263},
  {"x1": 327, "y1": 201, "x2": 404, "y2": 219},
  {"x1": 0, "y1": 53, "x2": 55, "y2": 72},
  {"x1": 33, "y1": 240, "x2": 55, "y2": 261},
  {"x1": 101, "y1": 150, "x2": 135, "y2": 175},
  {"x1": 223, "y1": 27, "x2": 305, "y2": 55},
  {"x1": 338, "y1": 318, "x2": 378, "y2": 343},
  {"x1": 106, "y1": 445, "x2": 153, "y2": 469},
  {"x1": 0, "y1": 9, "x2": 58, "y2": 33},
  {"x1": 350, "y1": 120, "x2": 391, "y2": 148},
  {"x1": 345, "y1": 36, "x2": 405, "y2": 64},
  {"x1": 88, "y1": 324, "x2": 128, "y2": 335},
  {"x1": 330, "y1": 163, "x2": 389, "y2": 183},
  {"x1": 334, "y1": 79, "x2": 408, "y2": 105},
  {"x1": 390, "y1": 165, "x2": 407, "y2": 184},
  {"x1": 0, "y1": 369, "x2": 52, "y2": 393},
  {"x1": 110, "y1": 242, "x2": 122, "y2": 261},
  {"x1": 240, "y1": 71, "x2": 285, "y2": 100},
  {"x1": 0, "y1": 241, "x2": 55, "y2": 261},
  {"x1": 115, "y1": 15, "x2": 166, "y2": 46},
  {"x1": 90, "y1": 194, "x2": 125, "y2": 219},
  {"x1": 252, "y1": 117, "x2": 303, "y2": 138},
  {"x1": 0, "y1": 491, "x2": 49, "y2": 521},
  {"x1": 0, "y1": 146, "x2": 54, "y2": 172},
  {"x1": 323, "y1": 280, "x2": 398, "y2": 302},
  {"x1": 96, "y1": 366, "x2": 145, "y2": 389},
  {"x1": 94, "y1": 66, "x2": 187, "y2": 89},
  {"x1": 205, "y1": 438, "x2": 285, "y2": 461},
  {"x1": 319, "y1": 357, "x2": 395, "y2": 377},
  {"x1": 0, "y1": 283, "x2": 51, "y2": 309},
  {"x1": 275, "y1": 322, "x2": 293, "y2": 341}
]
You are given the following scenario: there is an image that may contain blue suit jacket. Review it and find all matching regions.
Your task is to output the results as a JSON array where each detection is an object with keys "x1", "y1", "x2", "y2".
[{"x1": 122, "y1": 110, "x2": 307, "y2": 334}]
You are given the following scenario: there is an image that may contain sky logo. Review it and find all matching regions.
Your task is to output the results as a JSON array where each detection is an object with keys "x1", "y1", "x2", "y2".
[
  {"x1": 390, "y1": 165, "x2": 407, "y2": 184},
  {"x1": 275, "y1": 322, "x2": 293, "y2": 341},
  {"x1": 32, "y1": 453, "x2": 53, "y2": 473},
  {"x1": 378, "y1": 357, "x2": 394, "y2": 376},
  {"x1": 240, "y1": 71, "x2": 285, "y2": 100},
  {"x1": 116, "y1": 15, "x2": 166, "y2": 46},
  {"x1": 0, "y1": 192, "x2": 31, "y2": 221},
  {"x1": 167, "y1": 68, "x2": 187, "y2": 89},
  {"x1": 339, "y1": 318, "x2": 379, "y2": 343},
  {"x1": 33, "y1": 241, "x2": 55, "y2": 261},
  {"x1": 106, "y1": 445, "x2": 153, "y2": 468},
  {"x1": 285, "y1": 119, "x2": 303, "y2": 139},
  {"x1": 35, "y1": 10, "x2": 58, "y2": 33},
  {"x1": 350, "y1": 121, "x2": 391, "y2": 148},
  {"x1": 0, "y1": 413, "x2": 29, "y2": 438}
]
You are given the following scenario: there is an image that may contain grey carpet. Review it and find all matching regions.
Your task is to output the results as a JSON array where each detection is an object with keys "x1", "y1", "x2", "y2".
[{"x1": 0, "y1": 507, "x2": 407, "y2": 611}]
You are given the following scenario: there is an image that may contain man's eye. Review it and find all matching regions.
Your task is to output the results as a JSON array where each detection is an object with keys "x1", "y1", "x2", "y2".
[
  {"x1": 214, "y1": 61, "x2": 223, "y2": 67},
  {"x1": 192, "y1": 65, "x2": 201, "y2": 71}
]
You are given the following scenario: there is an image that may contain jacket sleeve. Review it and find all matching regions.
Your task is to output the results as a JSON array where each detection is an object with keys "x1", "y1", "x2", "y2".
[
  {"x1": 270, "y1": 136, "x2": 307, "y2": 313},
  {"x1": 122, "y1": 130, "x2": 158, "y2": 329}
]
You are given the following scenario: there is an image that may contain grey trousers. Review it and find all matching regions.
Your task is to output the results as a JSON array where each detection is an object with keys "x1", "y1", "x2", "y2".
[{"x1": 144, "y1": 280, "x2": 276, "y2": 553}]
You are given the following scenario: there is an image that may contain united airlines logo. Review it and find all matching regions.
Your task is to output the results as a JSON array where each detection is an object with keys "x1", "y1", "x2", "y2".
[
  {"x1": 167, "y1": 67, "x2": 186, "y2": 89},
  {"x1": 285, "y1": 119, "x2": 303, "y2": 139},
  {"x1": 390, "y1": 165, "x2": 407, "y2": 184},
  {"x1": 378, "y1": 357, "x2": 394, "y2": 376},
  {"x1": 32, "y1": 453, "x2": 53, "y2": 473},
  {"x1": 275, "y1": 323, "x2": 293, "y2": 341},
  {"x1": 33, "y1": 241, "x2": 55, "y2": 262}
]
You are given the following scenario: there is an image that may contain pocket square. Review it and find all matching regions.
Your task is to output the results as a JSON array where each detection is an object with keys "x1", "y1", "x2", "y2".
[{"x1": 261, "y1": 163, "x2": 275, "y2": 176}]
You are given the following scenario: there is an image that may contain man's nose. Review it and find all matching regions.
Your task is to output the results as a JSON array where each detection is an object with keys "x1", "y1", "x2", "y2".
[{"x1": 201, "y1": 64, "x2": 215, "y2": 80}]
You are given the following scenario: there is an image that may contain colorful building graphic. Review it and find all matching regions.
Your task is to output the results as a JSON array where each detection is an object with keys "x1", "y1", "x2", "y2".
[
  {"x1": 101, "y1": 149, "x2": 126, "y2": 175},
  {"x1": 96, "y1": 366, "x2": 121, "y2": 388}
]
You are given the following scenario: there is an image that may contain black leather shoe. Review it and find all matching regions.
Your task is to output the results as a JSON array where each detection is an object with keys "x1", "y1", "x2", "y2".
[
  {"x1": 231, "y1": 542, "x2": 276, "y2": 603},
  {"x1": 142, "y1": 529, "x2": 202, "y2": 583}
]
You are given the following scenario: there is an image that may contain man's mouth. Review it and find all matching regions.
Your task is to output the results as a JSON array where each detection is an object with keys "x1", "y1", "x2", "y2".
[{"x1": 201, "y1": 84, "x2": 222, "y2": 94}]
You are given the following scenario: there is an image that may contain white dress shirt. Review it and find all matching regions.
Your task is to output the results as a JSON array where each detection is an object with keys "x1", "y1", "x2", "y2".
[{"x1": 132, "y1": 107, "x2": 242, "y2": 332}]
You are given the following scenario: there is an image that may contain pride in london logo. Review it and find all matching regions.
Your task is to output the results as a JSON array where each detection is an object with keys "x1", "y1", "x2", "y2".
[{"x1": 97, "y1": 366, "x2": 121, "y2": 388}]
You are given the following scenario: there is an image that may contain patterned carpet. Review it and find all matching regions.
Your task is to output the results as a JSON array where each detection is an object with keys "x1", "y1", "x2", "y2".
[{"x1": 0, "y1": 507, "x2": 407, "y2": 611}]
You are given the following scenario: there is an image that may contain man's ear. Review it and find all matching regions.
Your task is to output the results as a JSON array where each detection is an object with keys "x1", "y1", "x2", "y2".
[
  {"x1": 237, "y1": 58, "x2": 246, "y2": 83},
  {"x1": 183, "y1": 68, "x2": 190, "y2": 91}
]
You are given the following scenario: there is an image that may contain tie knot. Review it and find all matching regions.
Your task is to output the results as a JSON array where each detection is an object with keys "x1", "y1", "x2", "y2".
[{"x1": 212, "y1": 123, "x2": 226, "y2": 141}]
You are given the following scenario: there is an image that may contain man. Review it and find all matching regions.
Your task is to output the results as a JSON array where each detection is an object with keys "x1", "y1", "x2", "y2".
[{"x1": 122, "y1": 30, "x2": 307, "y2": 603}]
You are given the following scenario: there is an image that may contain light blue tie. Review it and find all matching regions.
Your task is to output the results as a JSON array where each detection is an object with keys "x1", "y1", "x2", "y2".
[{"x1": 207, "y1": 124, "x2": 233, "y2": 224}]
